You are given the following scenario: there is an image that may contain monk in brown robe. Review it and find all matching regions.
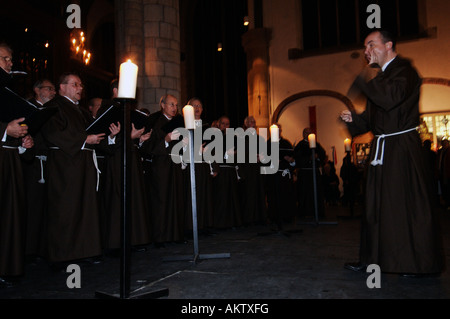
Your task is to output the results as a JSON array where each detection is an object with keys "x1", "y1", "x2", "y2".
[
  {"x1": 40, "y1": 73, "x2": 105, "y2": 265},
  {"x1": 341, "y1": 30, "x2": 444, "y2": 277}
]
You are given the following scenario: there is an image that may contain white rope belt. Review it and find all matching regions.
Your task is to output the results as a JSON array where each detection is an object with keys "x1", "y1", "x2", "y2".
[
  {"x1": 278, "y1": 169, "x2": 291, "y2": 179},
  {"x1": 2, "y1": 145, "x2": 18, "y2": 149},
  {"x1": 209, "y1": 162, "x2": 216, "y2": 176},
  {"x1": 204, "y1": 161, "x2": 214, "y2": 176},
  {"x1": 169, "y1": 153, "x2": 188, "y2": 170},
  {"x1": 371, "y1": 128, "x2": 417, "y2": 166},
  {"x1": 36, "y1": 155, "x2": 47, "y2": 184},
  {"x1": 219, "y1": 165, "x2": 241, "y2": 180},
  {"x1": 181, "y1": 160, "x2": 216, "y2": 176},
  {"x1": 83, "y1": 148, "x2": 101, "y2": 191},
  {"x1": 49, "y1": 147, "x2": 101, "y2": 191}
]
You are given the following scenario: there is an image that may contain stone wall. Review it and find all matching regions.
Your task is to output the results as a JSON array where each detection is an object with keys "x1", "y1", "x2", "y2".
[{"x1": 116, "y1": 0, "x2": 181, "y2": 112}]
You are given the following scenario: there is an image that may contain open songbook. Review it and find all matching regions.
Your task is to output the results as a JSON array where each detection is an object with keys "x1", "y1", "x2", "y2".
[
  {"x1": 0, "y1": 85, "x2": 57, "y2": 136},
  {"x1": 86, "y1": 103, "x2": 156, "y2": 135}
]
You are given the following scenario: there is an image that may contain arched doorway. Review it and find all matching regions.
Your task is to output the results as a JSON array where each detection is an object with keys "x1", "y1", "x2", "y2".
[
  {"x1": 420, "y1": 78, "x2": 450, "y2": 149},
  {"x1": 272, "y1": 89, "x2": 355, "y2": 124}
]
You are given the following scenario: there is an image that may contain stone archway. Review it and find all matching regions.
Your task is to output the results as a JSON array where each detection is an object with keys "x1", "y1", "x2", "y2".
[
  {"x1": 423, "y1": 78, "x2": 450, "y2": 87},
  {"x1": 272, "y1": 89, "x2": 355, "y2": 124},
  {"x1": 271, "y1": 89, "x2": 369, "y2": 160}
]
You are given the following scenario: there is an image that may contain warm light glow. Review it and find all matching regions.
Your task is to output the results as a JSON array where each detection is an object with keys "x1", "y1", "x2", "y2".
[
  {"x1": 344, "y1": 138, "x2": 352, "y2": 152},
  {"x1": 45, "y1": 42, "x2": 49, "y2": 48},
  {"x1": 243, "y1": 16, "x2": 249, "y2": 26},
  {"x1": 24, "y1": 28, "x2": 28, "y2": 32},
  {"x1": 70, "y1": 29, "x2": 92, "y2": 65},
  {"x1": 217, "y1": 43, "x2": 223, "y2": 52},
  {"x1": 308, "y1": 134, "x2": 316, "y2": 149},
  {"x1": 270, "y1": 125, "x2": 279, "y2": 143},
  {"x1": 118, "y1": 60, "x2": 139, "y2": 99}
]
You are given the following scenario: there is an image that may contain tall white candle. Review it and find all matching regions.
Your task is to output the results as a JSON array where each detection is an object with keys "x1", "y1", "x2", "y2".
[
  {"x1": 183, "y1": 105, "x2": 195, "y2": 129},
  {"x1": 345, "y1": 138, "x2": 352, "y2": 152},
  {"x1": 270, "y1": 125, "x2": 279, "y2": 143},
  {"x1": 117, "y1": 60, "x2": 138, "y2": 99},
  {"x1": 308, "y1": 134, "x2": 316, "y2": 149}
]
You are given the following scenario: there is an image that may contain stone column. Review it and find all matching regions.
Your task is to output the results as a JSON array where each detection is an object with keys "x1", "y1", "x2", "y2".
[
  {"x1": 115, "y1": 0, "x2": 145, "y2": 100},
  {"x1": 142, "y1": 0, "x2": 180, "y2": 112},
  {"x1": 242, "y1": 28, "x2": 271, "y2": 129},
  {"x1": 116, "y1": 0, "x2": 180, "y2": 112}
]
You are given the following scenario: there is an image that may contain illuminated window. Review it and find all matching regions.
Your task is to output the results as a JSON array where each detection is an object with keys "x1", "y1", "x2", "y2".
[{"x1": 420, "y1": 113, "x2": 450, "y2": 150}]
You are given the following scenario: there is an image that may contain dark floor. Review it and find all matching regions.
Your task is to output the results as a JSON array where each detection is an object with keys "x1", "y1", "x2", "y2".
[{"x1": 1, "y1": 203, "x2": 449, "y2": 312}]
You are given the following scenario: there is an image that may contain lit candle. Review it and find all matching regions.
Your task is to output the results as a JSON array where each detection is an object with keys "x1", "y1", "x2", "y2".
[
  {"x1": 270, "y1": 124, "x2": 279, "y2": 143},
  {"x1": 183, "y1": 105, "x2": 195, "y2": 130},
  {"x1": 308, "y1": 134, "x2": 316, "y2": 149},
  {"x1": 345, "y1": 138, "x2": 352, "y2": 152},
  {"x1": 118, "y1": 60, "x2": 138, "y2": 99}
]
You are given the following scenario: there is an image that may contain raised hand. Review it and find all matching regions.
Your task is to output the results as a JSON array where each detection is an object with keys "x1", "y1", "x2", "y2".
[
  {"x1": 131, "y1": 123, "x2": 145, "y2": 140},
  {"x1": 139, "y1": 129, "x2": 152, "y2": 144},
  {"x1": 109, "y1": 122, "x2": 121, "y2": 138},
  {"x1": 340, "y1": 110, "x2": 353, "y2": 123},
  {"x1": 86, "y1": 133, "x2": 106, "y2": 145},
  {"x1": 7, "y1": 118, "x2": 28, "y2": 138}
]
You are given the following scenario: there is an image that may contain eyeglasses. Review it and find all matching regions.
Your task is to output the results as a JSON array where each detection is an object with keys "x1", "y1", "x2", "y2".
[
  {"x1": 164, "y1": 102, "x2": 177, "y2": 107},
  {"x1": 39, "y1": 86, "x2": 56, "y2": 91},
  {"x1": 0, "y1": 56, "x2": 12, "y2": 63},
  {"x1": 192, "y1": 104, "x2": 202, "y2": 108},
  {"x1": 63, "y1": 82, "x2": 84, "y2": 89}
]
